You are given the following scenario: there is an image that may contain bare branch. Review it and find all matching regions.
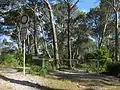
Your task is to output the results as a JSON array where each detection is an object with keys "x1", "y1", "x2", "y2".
[
  {"x1": 105, "y1": 0, "x2": 117, "y2": 12},
  {"x1": 70, "y1": 0, "x2": 80, "y2": 10},
  {"x1": 64, "y1": 0, "x2": 67, "y2": 3},
  {"x1": 20, "y1": 0, "x2": 35, "y2": 12}
]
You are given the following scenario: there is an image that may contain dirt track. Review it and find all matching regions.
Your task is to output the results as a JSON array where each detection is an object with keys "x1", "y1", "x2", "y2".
[
  {"x1": 0, "y1": 68, "x2": 47, "y2": 90},
  {"x1": 0, "y1": 68, "x2": 120, "y2": 90}
]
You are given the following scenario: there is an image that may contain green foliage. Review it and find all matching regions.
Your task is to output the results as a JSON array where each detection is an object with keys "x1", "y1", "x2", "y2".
[
  {"x1": 2, "y1": 55, "x2": 19, "y2": 67},
  {"x1": 0, "y1": 55, "x2": 5, "y2": 64},
  {"x1": 96, "y1": 46, "x2": 112, "y2": 67},
  {"x1": 106, "y1": 62, "x2": 120, "y2": 76},
  {"x1": 15, "y1": 52, "x2": 23, "y2": 66},
  {"x1": 28, "y1": 65, "x2": 42, "y2": 75},
  {"x1": 1, "y1": 52, "x2": 31, "y2": 67},
  {"x1": 27, "y1": 60, "x2": 52, "y2": 76},
  {"x1": 84, "y1": 46, "x2": 112, "y2": 73},
  {"x1": 85, "y1": 62, "x2": 98, "y2": 73},
  {"x1": 75, "y1": 63, "x2": 83, "y2": 69},
  {"x1": 25, "y1": 54, "x2": 33, "y2": 66},
  {"x1": 45, "y1": 60, "x2": 53, "y2": 72},
  {"x1": 28, "y1": 66, "x2": 48, "y2": 76},
  {"x1": 85, "y1": 53, "x2": 95, "y2": 60}
]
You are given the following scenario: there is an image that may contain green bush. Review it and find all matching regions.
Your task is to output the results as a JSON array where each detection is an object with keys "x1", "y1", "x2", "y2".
[
  {"x1": 25, "y1": 54, "x2": 33, "y2": 66},
  {"x1": 96, "y1": 47, "x2": 112, "y2": 64},
  {"x1": 2, "y1": 55, "x2": 19, "y2": 67},
  {"x1": 45, "y1": 60, "x2": 52, "y2": 72},
  {"x1": 28, "y1": 65, "x2": 48, "y2": 76},
  {"x1": 106, "y1": 62, "x2": 120, "y2": 76},
  {"x1": 28, "y1": 65, "x2": 42, "y2": 75},
  {"x1": 90, "y1": 46, "x2": 112, "y2": 72},
  {"x1": 27, "y1": 60, "x2": 52, "y2": 76},
  {"x1": 83, "y1": 46, "x2": 112, "y2": 73},
  {"x1": 0, "y1": 55, "x2": 5, "y2": 64},
  {"x1": 0, "y1": 53, "x2": 24, "y2": 67},
  {"x1": 15, "y1": 52, "x2": 23, "y2": 66}
]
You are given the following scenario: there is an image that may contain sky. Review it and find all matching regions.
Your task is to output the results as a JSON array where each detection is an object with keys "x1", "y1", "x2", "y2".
[
  {"x1": 50, "y1": 0, "x2": 100, "y2": 12},
  {"x1": 77, "y1": 0, "x2": 100, "y2": 12}
]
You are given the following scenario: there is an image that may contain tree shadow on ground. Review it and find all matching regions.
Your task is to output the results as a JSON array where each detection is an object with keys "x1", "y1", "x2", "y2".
[
  {"x1": 0, "y1": 74, "x2": 64, "y2": 90},
  {"x1": 48, "y1": 70, "x2": 120, "y2": 86}
]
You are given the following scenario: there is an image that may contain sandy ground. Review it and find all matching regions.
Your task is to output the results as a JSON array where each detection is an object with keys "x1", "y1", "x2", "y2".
[
  {"x1": 0, "y1": 68, "x2": 120, "y2": 90},
  {"x1": 0, "y1": 68, "x2": 45, "y2": 90}
]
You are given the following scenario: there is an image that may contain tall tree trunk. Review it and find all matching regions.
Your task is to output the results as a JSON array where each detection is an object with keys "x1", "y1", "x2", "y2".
[
  {"x1": 27, "y1": 34, "x2": 30, "y2": 54},
  {"x1": 33, "y1": 8, "x2": 38, "y2": 55},
  {"x1": 97, "y1": 10, "x2": 109, "y2": 70},
  {"x1": 29, "y1": 35, "x2": 32, "y2": 54},
  {"x1": 113, "y1": 0, "x2": 119, "y2": 62},
  {"x1": 66, "y1": 0, "x2": 80, "y2": 69},
  {"x1": 102, "y1": 0, "x2": 119, "y2": 62},
  {"x1": 115, "y1": 11, "x2": 119, "y2": 62},
  {"x1": 45, "y1": 41, "x2": 52, "y2": 58},
  {"x1": 67, "y1": 2, "x2": 72, "y2": 68},
  {"x1": 44, "y1": 0, "x2": 59, "y2": 69},
  {"x1": 18, "y1": 25, "x2": 22, "y2": 53}
]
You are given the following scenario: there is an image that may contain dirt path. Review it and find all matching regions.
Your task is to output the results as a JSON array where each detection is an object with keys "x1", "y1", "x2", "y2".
[
  {"x1": 46, "y1": 69, "x2": 120, "y2": 90},
  {"x1": 51, "y1": 70, "x2": 120, "y2": 84},
  {"x1": 0, "y1": 68, "x2": 120, "y2": 90},
  {"x1": 0, "y1": 68, "x2": 48, "y2": 90}
]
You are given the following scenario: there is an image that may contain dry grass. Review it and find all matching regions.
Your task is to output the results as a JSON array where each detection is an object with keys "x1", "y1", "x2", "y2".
[
  {"x1": 40, "y1": 75, "x2": 80, "y2": 90},
  {"x1": 40, "y1": 75, "x2": 120, "y2": 90},
  {"x1": 77, "y1": 79, "x2": 120, "y2": 90}
]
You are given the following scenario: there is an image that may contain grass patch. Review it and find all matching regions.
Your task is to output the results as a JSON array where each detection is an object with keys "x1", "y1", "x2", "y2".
[
  {"x1": 40, "y1": 75, "x2": 80, "y2": 90},
  {"x1": 40, "y1": 74, "x2": 120, "y2": 90}
]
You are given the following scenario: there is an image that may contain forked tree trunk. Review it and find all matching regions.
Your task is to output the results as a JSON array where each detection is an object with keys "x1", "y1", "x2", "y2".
[
  {"x1": 44, "y1": 0, "x2": 59, "y2": 69},
  {"x1": 66, "y1": 0, "x2": 80, "y2": 69}
]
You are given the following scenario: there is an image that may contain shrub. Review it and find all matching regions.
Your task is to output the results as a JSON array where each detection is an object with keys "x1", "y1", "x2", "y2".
[
  {"x1": 28, "y1": 65, "x2": 48, "y2": 76},
  {"x1": 28, "y1": 65, "x2": 42, "y2": 75},
  {"x1": 90, "y1": 46, "x2": 112, "y2": 73},
  {"x1": 106, "y1": 62, "x2": 120, "y2": 76},
  {"x1": 97, "y1": 47, "x2": 112, "y2": 65},
  {"x1": 0, "y1": 55, "x2": 5, "y2": 64},
  {"x1": 15, "y1": 52, "x2": 23, "y2": 66},
  {"x1": 27, "y1": 60, "x2": 52, "y2": 76},
  {"x1": 25, "y1": 54, "x2": 32, "y2": 66},
  {"x1": 3, "y1": 55, "x2": 19, "y2": 67}
]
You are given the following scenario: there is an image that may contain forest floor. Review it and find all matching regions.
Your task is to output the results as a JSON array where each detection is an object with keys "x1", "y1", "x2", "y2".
[
  {"x1": 0, "y1": 68, "x2": 120, "y2": 90},
  {"x1": 42, "y1": 69, "x2": 120, "y2": 90}
]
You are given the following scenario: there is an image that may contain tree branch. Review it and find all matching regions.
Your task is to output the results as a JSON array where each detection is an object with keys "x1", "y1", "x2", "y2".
[
  {"x1": 105, "y1": 0, "x2": 117, "y2": 12},
  {"x1": 70, "y1": 0, "x2": 80, "y2": 10}
]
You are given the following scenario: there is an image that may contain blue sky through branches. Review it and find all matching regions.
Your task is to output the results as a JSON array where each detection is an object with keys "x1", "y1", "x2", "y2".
[
  {"x1": 77, "y1": 0, "x2": 100, "y2": 12},
  {"x1": 50, "y1": 0, "x2": 100, "y2": 12},
  {"x1": 0, "y1": 0, "x2": 100, "y2": 42}
]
